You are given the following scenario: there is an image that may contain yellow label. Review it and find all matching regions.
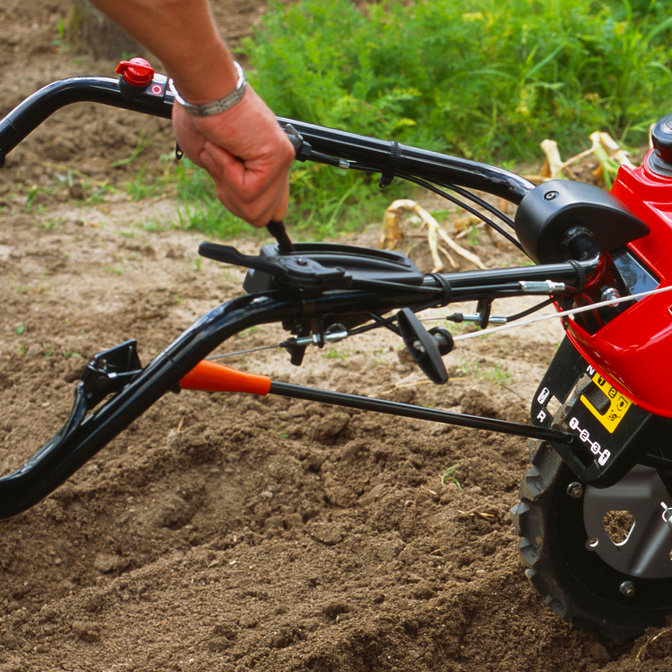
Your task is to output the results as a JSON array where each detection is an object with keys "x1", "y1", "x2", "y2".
[{"x1": 580, "y1": 373, "x2": 632, "y2": 434}]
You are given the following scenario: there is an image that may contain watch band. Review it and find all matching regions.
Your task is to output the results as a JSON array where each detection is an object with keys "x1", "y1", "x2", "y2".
[{"x1": 168, "y1": 61, "x2": 247, "y2": 117}]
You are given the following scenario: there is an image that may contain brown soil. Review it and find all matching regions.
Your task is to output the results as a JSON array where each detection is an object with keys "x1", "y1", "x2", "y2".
[{"x1": 1, "y1": 2, "x2": 670, "y2": 671}]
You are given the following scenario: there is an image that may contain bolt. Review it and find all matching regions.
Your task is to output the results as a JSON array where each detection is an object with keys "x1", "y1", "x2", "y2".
[
  {"x1": 600, "y1": 287, "x2": 621, "y2": 308},
  {"x1": 296, "y1": 258, "x2": 308, "y2": 266},
  {"x1": 619, "y1": 580, "x2": 636, "y2": 598},
  {"x1": 662, "y1": 506, "x2": 672, "y2": 528},
  {"x1": 544, "y1": 190, "x2": 559, "y2": 201},
  {"x1": 412, "y1": 339, "x2": 425, "y2": 353},
  {"x1": 566, "y1": 482, "x2": 584, "y2": 499}
]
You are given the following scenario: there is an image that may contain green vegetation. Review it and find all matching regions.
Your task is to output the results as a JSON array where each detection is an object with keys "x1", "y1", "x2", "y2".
[
  {"x1": 457, "y1": 358, "x2": 514, "y2": 386},
  {"x1": 172, "y1": 159, "x2": 261, "y2": 239},
  {"x1": 249, "y1": 0, "x2": 671, "y2": 155},
  {"x1": 441, "y1": 463, "x2": 463, "y2": 489},
  {"x1": 177, "y1": 0, "x2": 672, "y2": 237}
]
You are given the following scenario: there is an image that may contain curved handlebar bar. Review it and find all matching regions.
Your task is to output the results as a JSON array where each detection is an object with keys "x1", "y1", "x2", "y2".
[{"x1": 0, "y1": 74, "x2": 534, "y2": 204}]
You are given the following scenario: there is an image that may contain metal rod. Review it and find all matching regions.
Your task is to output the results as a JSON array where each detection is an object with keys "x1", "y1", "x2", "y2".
[{"x1": 269, "y1": 380, "x2": 574, "y2": 444}]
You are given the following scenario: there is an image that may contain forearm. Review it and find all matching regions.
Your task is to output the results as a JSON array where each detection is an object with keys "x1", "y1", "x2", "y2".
[
  {"x1": 91, "y1": 0, "x2": 295, "y2": 228},
  {"x1": 89, "y1": 0, "x2": 238, "y2": 102}
]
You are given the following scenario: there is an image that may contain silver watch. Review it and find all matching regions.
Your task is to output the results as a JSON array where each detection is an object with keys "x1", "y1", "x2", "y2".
[{"x1": 168, "y1": 61, "x2": 247, "y2": 116}]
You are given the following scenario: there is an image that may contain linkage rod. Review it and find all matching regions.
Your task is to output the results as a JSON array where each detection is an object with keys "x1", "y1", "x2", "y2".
[{"x1": 270, "y1": 380, "x2": 574, "y2": 444}]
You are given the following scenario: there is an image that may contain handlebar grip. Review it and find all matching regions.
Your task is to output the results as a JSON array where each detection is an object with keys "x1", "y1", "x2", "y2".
[{"x1": 267, "y1": 220, "x2": 295, "y2": 254}]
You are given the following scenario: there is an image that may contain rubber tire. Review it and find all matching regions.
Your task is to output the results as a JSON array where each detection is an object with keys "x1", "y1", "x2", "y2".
[{"x1": 511, "y1": 440, "x2": 672, "y2": 644}]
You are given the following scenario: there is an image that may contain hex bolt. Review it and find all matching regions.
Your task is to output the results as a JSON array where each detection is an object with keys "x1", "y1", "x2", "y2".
[
  {"x1": 600, "y1": 287, "x2": 621, "y2": 308},
  {"x1": 619, "y1": 581, "x2": 636, "y2": 598},
  {"x1": 566, "y1": 482, "x2": 584, "y2": 499}
]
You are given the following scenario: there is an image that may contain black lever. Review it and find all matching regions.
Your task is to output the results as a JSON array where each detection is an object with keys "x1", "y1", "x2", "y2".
[
  {"x1": 397, "y1": 308, "x2": 449, "y2": 384},
  {"x1": 267, "y1": 220, "x2": 295, "y2": 254}
]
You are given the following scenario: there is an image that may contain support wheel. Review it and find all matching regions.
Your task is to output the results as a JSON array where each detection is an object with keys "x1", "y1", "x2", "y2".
[{"x1": 511, "y1": 441, "x2": 672, "y2": 643}]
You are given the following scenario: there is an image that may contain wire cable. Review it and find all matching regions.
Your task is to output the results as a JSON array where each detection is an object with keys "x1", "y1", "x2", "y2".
[
  {"x1": 399, "y1": 173, "x2": 523, "y2": 250},
  {"x1": 453, "y1": 285, "x2": 672, "y2": 342},
  {"x1": 346, "y1": 161, "x2": 522, "y2": 250}
]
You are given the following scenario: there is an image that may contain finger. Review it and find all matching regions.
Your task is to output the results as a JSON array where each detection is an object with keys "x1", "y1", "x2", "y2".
[
  {"x1": 203, "y1": 141, "x2": 281, "y2": 204},
  {"x1": 202, "y1": 144, "x2": 289, "y2": 226}
]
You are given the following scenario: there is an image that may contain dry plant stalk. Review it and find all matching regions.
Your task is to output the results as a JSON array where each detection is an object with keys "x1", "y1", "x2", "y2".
[
  {"x1": 530, "y1": 132, "x2": 634, "y2": 185},
  {"x1": 380, "y1": 198, "x2": 485, "y2": 272}
]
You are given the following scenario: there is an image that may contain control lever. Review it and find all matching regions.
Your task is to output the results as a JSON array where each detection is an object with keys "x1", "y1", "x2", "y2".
[
  {"x1": 397, "y1": 308, "x2": 453, "y2": 384},
  {"x1": 267, "y1": 220, "x2": 295, "y2": 254}
]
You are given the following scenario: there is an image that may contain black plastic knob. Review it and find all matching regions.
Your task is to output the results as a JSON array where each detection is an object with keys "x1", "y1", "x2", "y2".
[{"x1": 649, "y1": 113, "x2": 672, "y2": 175}]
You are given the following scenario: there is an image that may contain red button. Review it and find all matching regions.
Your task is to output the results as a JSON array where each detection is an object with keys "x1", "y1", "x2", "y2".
[{"x1": 116, "y1": 58, "x2": 154, "y2": 88}]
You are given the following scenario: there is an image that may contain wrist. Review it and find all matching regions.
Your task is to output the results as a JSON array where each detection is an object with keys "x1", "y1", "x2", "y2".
[
  {"x1": 167, "y1": 41, "x2": 239, "y2": 103},
  {"x1": 169, "y1": 61, "x2": 247, "y2": 116}
]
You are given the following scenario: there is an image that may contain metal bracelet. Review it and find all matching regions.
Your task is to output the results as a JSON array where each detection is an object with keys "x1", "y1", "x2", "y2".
[{"x1": 168, "y1": 61, "x2": 247, "y2": 116}]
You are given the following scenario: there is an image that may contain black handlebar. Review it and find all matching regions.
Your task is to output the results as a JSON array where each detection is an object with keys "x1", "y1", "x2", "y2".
[
  {"x1": 0, "y1": 74, "x2": 534, "y2": 203},
  {"x1": 0, "y1": 76, "x2": 173, "y2": 166}
]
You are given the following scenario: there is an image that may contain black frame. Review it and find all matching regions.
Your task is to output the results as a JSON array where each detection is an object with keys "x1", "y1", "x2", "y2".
[{"x1": 0, "y1": 73, "x2": 595, "y2": 518}]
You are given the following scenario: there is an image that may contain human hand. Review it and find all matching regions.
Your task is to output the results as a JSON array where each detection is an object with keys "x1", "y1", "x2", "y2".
[{"x1": 171, "y1": 85, "x2": 295, "y2": 228}]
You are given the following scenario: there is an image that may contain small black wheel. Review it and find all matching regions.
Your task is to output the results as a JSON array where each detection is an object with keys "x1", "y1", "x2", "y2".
[{"x1": 512, "y1": 441, "x2": 672, "y2": 643}]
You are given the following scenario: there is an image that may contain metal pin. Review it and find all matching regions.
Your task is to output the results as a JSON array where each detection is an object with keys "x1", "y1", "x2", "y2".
[
  {"x1": 460, "y1": 313, "x2": 508, "y2": 325},
  {"x1": 519, "y1": 280, "x2": 566, "y2": 294}
]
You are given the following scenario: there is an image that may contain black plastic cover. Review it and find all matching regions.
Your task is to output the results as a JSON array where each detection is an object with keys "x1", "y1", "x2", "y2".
[
  {"x1": 243, "y1": 242, "x2": 424, "y2": 294},
  {"x1": 514, "y1": 180, "x2": 649, "y2": 263}
]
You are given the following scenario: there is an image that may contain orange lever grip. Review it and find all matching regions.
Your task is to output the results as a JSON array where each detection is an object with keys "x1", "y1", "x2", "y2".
[{"x1": 180, "y1": 360, "x2": 271, "y2": 396}]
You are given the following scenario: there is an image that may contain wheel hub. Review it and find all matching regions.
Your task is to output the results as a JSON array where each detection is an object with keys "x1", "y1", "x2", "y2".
[{"x1": 583, "y1": 465, "x2": 672, "y2": 579}]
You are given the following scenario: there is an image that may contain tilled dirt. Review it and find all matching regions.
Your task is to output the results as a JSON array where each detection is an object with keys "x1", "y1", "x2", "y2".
[{"x1": 2, "y1": 2, "x2": 671, "y2": 671}]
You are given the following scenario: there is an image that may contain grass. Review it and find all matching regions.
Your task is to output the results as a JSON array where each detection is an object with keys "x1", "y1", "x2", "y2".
[
  {"x1": 125, "y1": 0, "x2": 672, "y2": 239},
  {"x1": 458, "y1": 358, "x2": 514, "y2": 386},
  {"x1": 172, "y1": 159, "x2": 263, "y2": 240},
  {"x1": 324, "y1": 347, "x2": 349, "y2": 360}
]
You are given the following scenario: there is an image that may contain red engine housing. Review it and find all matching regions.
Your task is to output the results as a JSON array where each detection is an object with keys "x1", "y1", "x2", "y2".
[{"x1": 565, "y1": 152, "x2": 672, "y2": 417}]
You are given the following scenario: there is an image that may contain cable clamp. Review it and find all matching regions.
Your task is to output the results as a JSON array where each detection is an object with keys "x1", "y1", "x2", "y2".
[
  {"x1": 379, "y1": 141, "x2": 401, "y2": 188},
  {"x1": 429, "y1": 272, "x2": 453, "y2": 304}
]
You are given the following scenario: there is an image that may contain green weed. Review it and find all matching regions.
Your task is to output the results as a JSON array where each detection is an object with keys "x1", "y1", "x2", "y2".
[
  {"x1": 441, "y1": 463, "x2": 463, "y2": 489},
  {"x1": 458, "y1": 358, "x2": 513, "y2": 386},
  {"x1": 24, "y1": 185, "x2": 40, "y2": 212},
  {"x1": 486, "y1": 362, "x2": 514, "y2": 387},
  {"x1": 325, "y1": 347, "x2": 349, "y2": 360},
  {"x1": 125, "y1": 166, "x2": 167, "y2": 201}
]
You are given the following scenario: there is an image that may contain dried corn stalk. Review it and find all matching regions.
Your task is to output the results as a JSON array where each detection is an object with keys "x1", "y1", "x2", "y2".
[
  {"x1": 380, "y1": 199, "x2": 485, "y2": 272},
  {"x1": 529, "y1": 132, "x2": 634, "y2": 186}
]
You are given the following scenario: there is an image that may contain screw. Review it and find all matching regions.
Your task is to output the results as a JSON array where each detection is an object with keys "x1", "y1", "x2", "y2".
[
  {"x1": 619, "y1": 581, "x2": 636, "y2": 598},
  {"x1": 567, "y1": 482, "x2": 584, "y2": 499},
  {"x1": 296, "y1": 258, "x2": 308, "y2": 266},
  {"x1": 544, "y1": 190, "x2": 559, "y2": 201}
]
